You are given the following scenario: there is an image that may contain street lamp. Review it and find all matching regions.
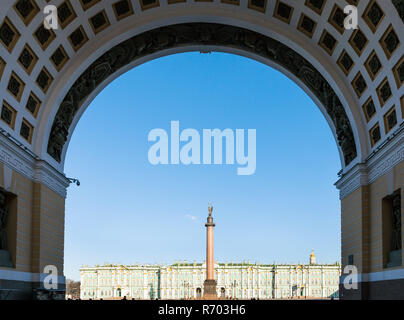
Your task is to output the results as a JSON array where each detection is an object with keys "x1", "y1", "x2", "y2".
[{"x1": 67, "y1": 177, "x2": 80, "y2": 186}]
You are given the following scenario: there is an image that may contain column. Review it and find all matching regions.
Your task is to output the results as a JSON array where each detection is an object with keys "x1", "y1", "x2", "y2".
[{"x1": 203, "y1": 205, "x2": 217, "y2": 299}]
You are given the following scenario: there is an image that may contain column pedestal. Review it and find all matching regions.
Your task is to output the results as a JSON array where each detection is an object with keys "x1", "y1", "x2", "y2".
[{"x1": 203, "y1": 279, "x2": 217, "y2": 299}]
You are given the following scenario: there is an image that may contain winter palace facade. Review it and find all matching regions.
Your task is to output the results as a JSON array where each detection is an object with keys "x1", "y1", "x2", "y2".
[{"x1": 80, "y1": 252, "x2": 340, "y2": 300}]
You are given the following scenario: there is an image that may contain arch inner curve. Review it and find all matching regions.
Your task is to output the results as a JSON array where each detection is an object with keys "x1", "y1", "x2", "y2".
[{"x1": 47, "y1": 22, "x2": 357, "y2": 166}]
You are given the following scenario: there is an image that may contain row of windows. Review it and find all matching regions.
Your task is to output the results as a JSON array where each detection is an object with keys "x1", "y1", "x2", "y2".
[
  {"x1": 83, "y1": 289, "x2": 339, "y2": 299},
  {"x1": 81, "y1": 269, "x2": 341, "y2": 288},
  {"x1": 83, "y1": 273, "x2": 338, "y2": 281},
  {"x1": 83, "y1": 274, "x2": 339, "y2": 286}
]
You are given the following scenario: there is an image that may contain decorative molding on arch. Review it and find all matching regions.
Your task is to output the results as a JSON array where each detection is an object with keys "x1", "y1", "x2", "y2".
[
  {"x1": 367, "y1": 124, "x2": 404, "y2": 185},
  {"x1": 46, "y1": 22, "x2": 358, "y2": 166},
  {"x1": 335, "y1": 163, "x2": 369, "y2": 200},
  {"x1": 33, "y1": 159, "x2": 70, "y2": 198},
  {"x1": 0, "y1": 132, "x2": 69, "y2": 198},
  {"x1": 336, "y1": 123, "x2": 404, "y2": 199}
]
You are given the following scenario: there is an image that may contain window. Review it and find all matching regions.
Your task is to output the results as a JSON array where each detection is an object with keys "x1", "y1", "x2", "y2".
[
  {"x1": 382, "y1": 189, "x2": 402, "y2": 268},
  {"x1": 0, "y1": 189, "x2": 17, "y2": 268}
]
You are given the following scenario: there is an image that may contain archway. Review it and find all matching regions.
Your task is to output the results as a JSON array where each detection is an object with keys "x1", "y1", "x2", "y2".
[
  {"x1": 43, "y1": 22, "x2": 360, "y2": 169},
  {"x1": 221, "y1": 287, "x2": 226, "y2": 298},
  {"x1": 0, "y1": 0, "x2": 402, "y2": 300}
]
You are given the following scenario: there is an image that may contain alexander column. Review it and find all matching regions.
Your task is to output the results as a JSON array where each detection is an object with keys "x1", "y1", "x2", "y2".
[{"x1": 203, "y1": 205, "x2": 217, "y2": 299}]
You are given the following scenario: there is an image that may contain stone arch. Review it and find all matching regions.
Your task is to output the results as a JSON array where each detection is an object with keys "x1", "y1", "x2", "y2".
[
  {"x1": 0, "y1": 0, "x2": 399, "y2": 174},
  {"x1": 43, "y1": 22, "x2": 359, "y2": 168},
  {"x1": 0, "y1": 0, "x2": 402, "y2": 300},
  {"x1": 0, "y1": 1, "x2": 400, "y2": 171},
  {"x1": 0, "y1": 0, "x2": 401, "y2": 172}
]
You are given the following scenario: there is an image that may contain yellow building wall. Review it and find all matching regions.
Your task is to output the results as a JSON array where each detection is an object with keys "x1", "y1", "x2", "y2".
[
  {"x1": 369, "y1": 161, "x2": 404, "y2": 273},
  {"x1": 32, "y1": 182, "x2": 65, "y2": 274},
  {"x1": 341, "y1": 160, "x2": 404, "y2": 275},
  {"x1": 341, "y1": 186, "x2": 368, "y2": 273},
  {"x1": 0, "y1": 162, "x2": 33, "y2": 273},
  {"x1": 0, "y1": 163, "x2": 65, "y2": 275}
]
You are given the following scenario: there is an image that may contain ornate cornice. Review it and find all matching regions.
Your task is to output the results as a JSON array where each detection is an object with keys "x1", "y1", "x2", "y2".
[
  {"x1": 335, "y1": 163, "x2": 369, "y2": 200},
  {"x1": 366, "y1": 125, "x2": 404, "y2": 185},
  {"x1": 0, "y1": 134, "x2": 35, "y2": 180},
  {"x1": 47, "y1": 22, "x2": 357, "y2": 166},
  {"x1": 34, "y1": 160, "x2": 70, "y2": 198},
  {"x1": 336, "y1": 123, "x2": 404, "y2": 199},
  {"x1": 0, "y1": 132, "x2": 69, "y2": 198}
]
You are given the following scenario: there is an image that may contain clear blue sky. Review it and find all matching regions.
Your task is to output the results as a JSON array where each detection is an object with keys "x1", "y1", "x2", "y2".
[{"x1": 64, "y1": 52, "x2": 341, "y2": 281}]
